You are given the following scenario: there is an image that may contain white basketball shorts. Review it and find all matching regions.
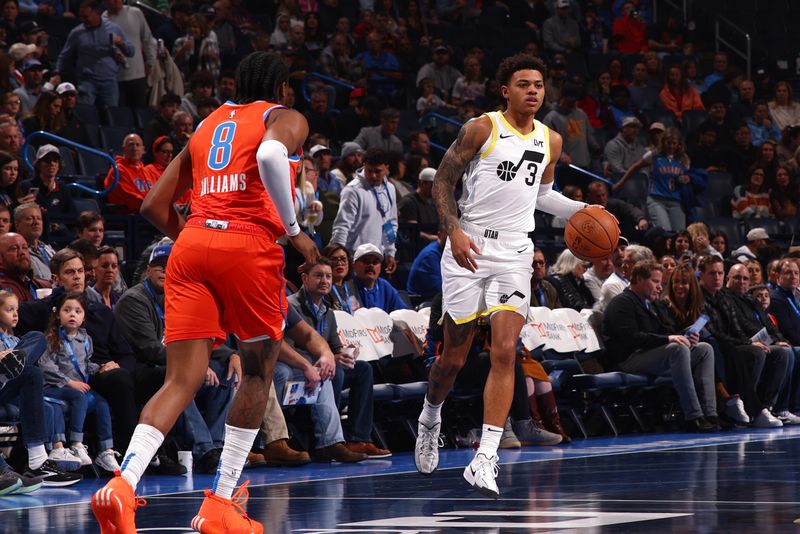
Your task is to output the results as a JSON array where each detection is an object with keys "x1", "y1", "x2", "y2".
[{"x1": 441, "y1": 221, "x2": 534, "y2": 324}]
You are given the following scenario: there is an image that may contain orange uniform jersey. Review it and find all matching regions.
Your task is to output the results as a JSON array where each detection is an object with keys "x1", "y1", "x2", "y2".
[{"x1": 187, "y1": 101, "x2": 298, "y2": 240}]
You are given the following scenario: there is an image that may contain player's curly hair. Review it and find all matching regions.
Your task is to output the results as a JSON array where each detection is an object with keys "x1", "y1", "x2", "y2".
[
  {"x1": 235, "y1": 52, "x2": 289, "y2": 104},
  {"x1": 495, "y1": 53, "x2": 547, "y2": 86}
]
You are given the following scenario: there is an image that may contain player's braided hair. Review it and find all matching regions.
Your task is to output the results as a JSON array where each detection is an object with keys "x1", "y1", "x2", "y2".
[
  {"x1": 495, "y1": 53, "x2": 547, "y2": 86},
  {"x1": 235, "y1": 52, "x2": 289, "y2": 104}
]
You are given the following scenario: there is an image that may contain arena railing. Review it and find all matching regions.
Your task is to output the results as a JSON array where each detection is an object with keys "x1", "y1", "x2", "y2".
[
  {"x1": 418, "y1": 112, "x2": 462, "y2": 154},
  {"x1": 301, "y1": 72, "x2": 355, "y2": 107}
]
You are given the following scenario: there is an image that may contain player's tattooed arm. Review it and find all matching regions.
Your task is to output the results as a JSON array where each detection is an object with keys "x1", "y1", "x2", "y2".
[{"x1": 432, "y1": 116, "x2": 491, "y2": 235}]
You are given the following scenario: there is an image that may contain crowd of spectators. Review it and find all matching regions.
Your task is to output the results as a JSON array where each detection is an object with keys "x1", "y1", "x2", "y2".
[{"x1": 0, "y1": 0, "x2": 800, "y2": 495}]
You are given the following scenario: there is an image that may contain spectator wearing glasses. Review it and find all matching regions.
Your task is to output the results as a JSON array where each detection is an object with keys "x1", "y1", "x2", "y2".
[
  {"x1": 323, "y1": 244, "x2": 359, "y2": 314},
  {"x1": 530, "y1": 249, "x2": 561, "y2": 309},
  {"x1": 144, "y1": 136, "x2": 188, "y2": 207}
]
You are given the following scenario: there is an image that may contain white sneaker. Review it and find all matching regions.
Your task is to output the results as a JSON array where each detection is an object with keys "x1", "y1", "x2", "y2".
[
  {"x1": 723, "y1": 396, "x2": 750, "y2": 425},
  {"x1": 94, "y1": 449, "x2": 121, "y2": 472},
  {"x1": 415, "y1": 421, "x2": 443, "y2": 474},
  {"x1": 70, "y1": 443, "x2": 93, "y2": 466},
  {"x1": 752, "y1": 408, "x2": 783, "y2": 428},
  {"x1": 48, "y1": 447, "x2": 82, "y2": 472},
  {"x1": 463, "y1": 453, "x2": 499, "y2": 498},
  {"x1": 776, "y1": 410, "x2": 800, "y2": 425}
]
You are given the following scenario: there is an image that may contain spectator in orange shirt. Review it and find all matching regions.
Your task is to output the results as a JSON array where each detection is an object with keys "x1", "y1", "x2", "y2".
[
  {"x1": 103, "y1": 134, "x2": 153, "y2": 214},
  {"x1": 143, "y1": 136, "x2": 190, "y2": 207},
  {"x1": 612, "y1": 2, "x2": 648, "y2": 54},
  {"x1": 659, "y1": 65, "x2": 704, "y2": 120}
]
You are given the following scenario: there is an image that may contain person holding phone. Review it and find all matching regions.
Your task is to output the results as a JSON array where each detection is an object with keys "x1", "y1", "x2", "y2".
[{"x1": 19, "y1": 144, "x2": 76, "y2": 241}]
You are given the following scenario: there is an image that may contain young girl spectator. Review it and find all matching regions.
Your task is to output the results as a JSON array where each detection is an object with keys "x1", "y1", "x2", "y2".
[
  {"x1": 710, "y1": 231, "x2": 729, "y2": 258},
  {"x1": 770, "y1": 165, "x2": 800, "y2": 222},
  {"x1": 659, "y1": 64, "x2": 704, "y2": 121},
  {"x1": 0, "y1": 290, "x2": 83, "y2": 473},
  {"x1": 0, "y1": 150, "x2": 24, "y2": 207},
  {"x1": 768, "y1": 81, "x2": 800, "y2": 131},
  {"x1": 746, "y1": 259, "x2": 764, "y2": 285},
  {"x1": 660, "y1": 255, "x2": 677, "y2": 281},
  {"x1": 416, "y1": 77, "x2": 447, "y2": 115},
  {"x1": 732, "y1": 166, "x2": 772, "y2": 219},
  {"x1": 617, "y1": 127, "x2": 692, "y2": 231},
  {"x1": 38, "y1": 292, "x2": 121, "y2": 473}
]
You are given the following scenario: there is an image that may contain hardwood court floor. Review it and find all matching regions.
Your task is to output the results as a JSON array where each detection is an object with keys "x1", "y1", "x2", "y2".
[{"x1": 3, "y1": 426, "x2": 800, "y2": 533}]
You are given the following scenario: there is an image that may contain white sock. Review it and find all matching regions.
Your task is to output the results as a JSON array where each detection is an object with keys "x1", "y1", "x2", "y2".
[
  {"x1": 212, "y1": 425, "x2": 259, "y2": 500},
  {"x1": 27, "y1": 444, "x2": 47, "y2": 470},
  {"x1": 120, "y1": 424, "x2": 165, "y2": 490},
  {"x1": 476, "y1": 424, "x2": 503, "y2": 459},
  {"x1": 419, "y1": 396, "x2": 443, "y2": 428}
]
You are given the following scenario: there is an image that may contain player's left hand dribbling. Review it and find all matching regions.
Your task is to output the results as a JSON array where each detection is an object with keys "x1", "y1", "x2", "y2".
[{"x1": 288, "y1": 231, "x2": 320, "y2": 272}]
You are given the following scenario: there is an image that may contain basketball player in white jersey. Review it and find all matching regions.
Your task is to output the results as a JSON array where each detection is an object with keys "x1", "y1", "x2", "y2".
[{"x1": 414, "y1": 54, "x2": 597, "y2": 497}]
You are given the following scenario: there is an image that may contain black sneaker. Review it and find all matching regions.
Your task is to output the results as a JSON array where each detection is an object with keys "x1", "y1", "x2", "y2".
[
  {"x1": 24, "y1": 460, "x2": 83, "y2": 487},
  {"x1": 146, "y1": 454, "x2": 187, "y2": 476},
  {"x1": 0, "y1": 465, "x2": 43, "y2": 495},
  {"x1": 194, "y1": 448, "x2": 222, "y2": 475}
]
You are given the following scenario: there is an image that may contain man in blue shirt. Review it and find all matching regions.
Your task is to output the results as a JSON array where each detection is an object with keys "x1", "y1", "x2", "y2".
[
  {"x1": 352, "y1": 243, "x2": 408, "y2": 313},
  {"x1": 56, "y1": 0, "x2": 134, "y2": 107},
  {"x1": 407, "y1": 233, "x2": 444, "y2": 299}
]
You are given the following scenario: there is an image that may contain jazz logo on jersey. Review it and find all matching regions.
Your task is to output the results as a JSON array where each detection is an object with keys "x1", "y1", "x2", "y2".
[{"x1": 496, "y1": 150, "x2": 545, "y2": 186}]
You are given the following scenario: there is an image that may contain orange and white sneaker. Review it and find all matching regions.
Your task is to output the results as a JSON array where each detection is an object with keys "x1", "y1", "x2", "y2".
[
  {"x1": 92, "y1": 471, "x2": 147, "y2": 534},
  {"x1": 191, "y1": 481, "x2": 263, "y2": 534}
]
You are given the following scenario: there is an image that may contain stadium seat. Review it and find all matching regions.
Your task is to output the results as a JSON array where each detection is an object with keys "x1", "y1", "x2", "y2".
[
  {"x1": 74, "y1": 103, "x2": 100, "y2": 125},
  {"x1": 744, "y1": 218, "x2": 785, "y2": 239},
  {"x1": 643, "y1": 109, "x2": 677, "y2": 129},
  {"x1": 134, "y1": 107, "x2": 157, "y2": 130},
  {"x1": 105, "y1": 106, "x2": 136, "y2": 128},
  {"x1": 78, "y1": 152, "x2": 111, "y2": 177},
  {"x1": 73, "y1": 197, "x2": 101, "y2": 214},
  {"x1": 58, "y1": 146, "x2": 78, "y2": 175},
  {"x1": 99, "y1": 125, "x2": 131, "y2": 154},
  {"x1": 707, "y1": 218, "x2": 744, "y2": 248}
]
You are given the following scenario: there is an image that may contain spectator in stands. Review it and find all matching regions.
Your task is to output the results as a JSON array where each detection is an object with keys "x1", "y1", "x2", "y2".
[
  {"x1": 407, "y1": 230, "x2": 444, "y2": 300},
  {"x1": 603, "y1": 116, "x2": 646, "y2": 175},
  {"x1": 14, "y1": 203, "x2": 53, "y2": 280},
  {"x1": 769, "y1": 258, "x2": 800, "y2": 349},
  {"x1": 584, "y1": 253, "x2": 616, "y2": 302},
  {"x1": 2, "y1": 94, "x2": 23, "y2": 132},
  {"x1": 21, "y1": 90, "x2": 62, "y2": 136},
  {"x1": 580, "y1": 4, "x2": 608, "y2": 54},
  {"x1": 0, "y1": 231, "x2": 50, "y2": 302},
  {"x1": 544, "y1": 60, "x2": 567, "y2": 111},
  {"x1": 730, "y1": 79, "x2": 756, "y2": 124},
  {"x1": 703, "y1": 52, "x2": 728, "y2": 92},
  {"x1": 726, "y1": 124, "x2": 757, "y2": 184},
  {"x1": 616, "y1": 127, "x2": 691, "y2": 231},
  {"x1": 331, "y1": 147, "x2": 398, "y2": 273},
  {"x1": 289, "y1": 257, "x2": 391, "y2": 458},
  {"x1": 543, "y1": 83, "x2": 598, "y2": 170},
  {"x1": 416, "y1": 77, "x2": 448, "y2": 116},
  {"x1": 0, "y1": 150, "x2": 23, "y2": 207},
  {"x1": 273, "y1": 303, "x2": 368, "y2": 464},
  {"x1": 710, "y1": 231, "x2": 729, "y2": 259},
  {"x1": 766, "y1": 259, "x2": 781, "y2": 289},
  {"x1": 588, "y1": 182, "x2": 649, "y2": 239},
  {"x1": 167, "y1": 110, "x2": 193, "y2": 153},
  {"x1": 318, "y1": 33, "x2": 362, "y2": 84},
  {"x1": 546, "y1": 249, "x2": 594, "y2": 311},
  {"x1": 778, "y1": 126, "x2": 800, "y2": 171},
  {"x1": 142, "y1": 135, "x2": 172, "y2": 184},
  {"x1": 114, "y1": 244, "x2": 234, "y2": 472},
  {"x1": 659, "y1": 64, "x2": 704, "y2": 121},
  {"x1": 53, "y1": 82, "x2": 89, "y2": 147},
  {"x1": 530, "y1": 249, "x2": 561, "y2": 309},
  {"x1": 731, "y1": 166, "x2": 772, "y2": 219},
  {"x1": 687, "y1": 123, "x2": 726, "y2": 172},
  {"x1": 595, "y1": 244, "x2": 654, "y2": 314},
  {"x1": 90, "y1": 245, "x2": 121, "y2": 309},
  {"x1": 104, "y1": 133, "x2": 154, "y2": 214},
  {"x1": 56, "y1": 0, "x2": 134, "y2": 107},
  {"x1": 304, "y1": 89, "x2": 337, "y2": 144},
  {"x1": 700, "y1": 255, "x2": 787, "y2": 427},
  {"x1": 144, "y1": 93, "x2": 181, "y2": 154},
  {"x1": 542, "y1": 0, "x2": 580, "y2": 53},
  {"x1": 673, "y1": 229, "x2": 692, "y2": 260},
  {"x1": 627, "y1": 61, "x2": 659, "y2": 112},
  {"x1": 398, "y1": 166, "x2": 438, "y2": 243},
  {"x1": 353, "y1": 107, "x2": 403, "y2": 155},
  {"x1": 754, "y1": 139, "x2": 779, "y2": 187},
  {"x1": 155, "y1": 1, "x2": 192, "y2": 51},
  {"x1": 103, "y1": 0, "x2": 156, "y2": 109},
  {"x1": 12, "y1": 59, "x2": 43, "y2": 116},
  {"x1": 330, "y1": 142, "x2": 363, "y2": 188},
  {"x1": 603, "y1": 85, "x2": 639, "y2": 132},
  {"x1": 604, "y1": 260, "x2": 718, "y2": 432},
  {"x1": 179, "y1": 70, "x2": 217, "y2": 124},
  {"x1": 356, "y1": 31, "x2": 401, "y2": 97},
  {"x1": 216, "y1": 70, "x2": 235, "y2": 102},
  {"x1": 337, "y1": 89, "x2": 372, "y2": 142},
  {"x1": 731, "y1": 227, "x2": 770, "y2": 264},
  {"x1": 74, "y1": 211, "x2": 104, "y2": 248},
  {"x1": 20, "y1": 145, "x2": 75, "y2": 222},
  {"x1": 768, "y1": 81, "x2": 800, "y2": 131},
  {"x1": 451, "y1": 54, "x2": 486, "y2": 106},
  {"x1": 350, "y1": 243, "x2": 407, "y2": 313},
  {"x1": 771, "y1": 165, "x2": 799, "y2": 223},
  {"x1": 172, "y1": 13, "x2": 220, "y2": 82},
  {"x1": 322, "y1": 244, "x2": 359, "y2": 314},
  {"x1": 612, "y1": 1, "x2": 647, "y2": 54},
  {"x1": 406, "y1": 131, "x2": 431, "y2": 162},
  {"x1": 748, "y1": 102, "x2": 781, "y2": 147},
  {"x1": 415, "y1": 44, "x2": 461, "y2": 98},
  {"x1": 0, "y1": 205, "x2": 10, "y2": 234}
]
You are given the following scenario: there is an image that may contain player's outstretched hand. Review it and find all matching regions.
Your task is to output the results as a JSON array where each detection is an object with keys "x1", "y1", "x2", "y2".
[
  {"x1": 288, "y1": 231, "x2": 320, "y2": 272},
  {"x1": 450, "y1": 228, "x2": 481, "y2": 273}
]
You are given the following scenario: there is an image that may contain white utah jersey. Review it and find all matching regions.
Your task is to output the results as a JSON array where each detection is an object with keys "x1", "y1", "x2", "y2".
[{"x1": 459, "y1": 111, "x2": 551, "y2": 233}]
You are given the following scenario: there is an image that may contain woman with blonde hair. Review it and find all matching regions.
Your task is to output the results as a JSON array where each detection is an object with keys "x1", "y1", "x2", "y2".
[
  {"x1": 768, "y1": 81, "x2": 800, "y2": 131},
  {"x1": 615, "y1": 127, "x2": 692, "y2": 231}
]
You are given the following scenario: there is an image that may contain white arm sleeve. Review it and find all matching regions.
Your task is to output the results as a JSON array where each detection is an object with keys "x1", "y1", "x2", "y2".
[
  {"x1": 536, "y1": 182, "x2": 588, "y2": 218},
  {"x1": 256, "y1": 139, "x2": 300, "y2": 237}
]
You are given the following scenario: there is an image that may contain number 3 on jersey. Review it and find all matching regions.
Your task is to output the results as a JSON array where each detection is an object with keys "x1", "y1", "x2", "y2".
[{"x1": 207, "y1": 121, "x2": 237, "y2": 171}]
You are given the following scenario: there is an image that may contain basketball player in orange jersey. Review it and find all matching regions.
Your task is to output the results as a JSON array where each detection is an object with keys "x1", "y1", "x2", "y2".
[
  {"x1": 92, "y1": 51, "x2": 319, "y2": 534},
  {"x1": 413, "y1": 54, "x2": 606, "y2": 497}
]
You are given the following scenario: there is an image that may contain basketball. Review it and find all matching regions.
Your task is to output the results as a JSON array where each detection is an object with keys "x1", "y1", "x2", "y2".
[{"x1": 564, "y1": 207, "x2": 620, "y2": 261}]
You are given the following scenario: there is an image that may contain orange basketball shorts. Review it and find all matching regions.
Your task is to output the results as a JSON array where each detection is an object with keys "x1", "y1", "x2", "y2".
[{"x1": 164, "y1": 223, "x2": 287, "y2": 344}]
